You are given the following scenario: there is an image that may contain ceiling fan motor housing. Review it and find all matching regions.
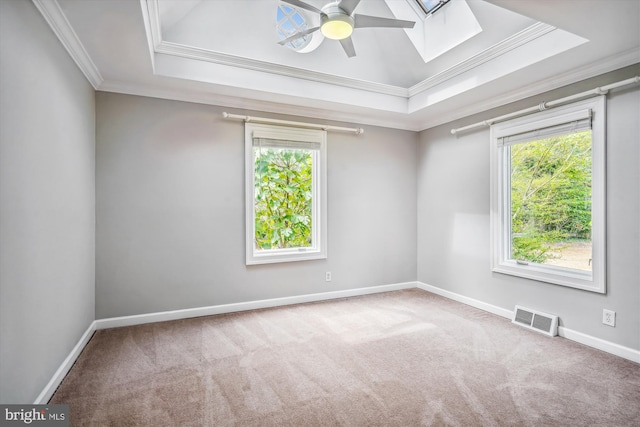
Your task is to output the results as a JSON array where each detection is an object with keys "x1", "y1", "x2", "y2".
[{"x1": 320, "y1": 4, "x2": 355, "y2": 40}]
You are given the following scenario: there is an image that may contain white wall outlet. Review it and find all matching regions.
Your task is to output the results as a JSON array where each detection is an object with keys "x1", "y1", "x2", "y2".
[
  {"x1": 602, "y1": 309, "x2": 615, "y2": 327},
  {"x1": 325, "y1": 271, "x2": 331, "y2": 282}
]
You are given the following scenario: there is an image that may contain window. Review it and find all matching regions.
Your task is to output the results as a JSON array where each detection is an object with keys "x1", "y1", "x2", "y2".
[
  {"x1": 276, "y1": 4, "x2": 311, "y2": 50},
  {"x1": 245, "y1": 123, "x2": 327, "y2": 265},
  {"x1": 415, "y1": 0, "x2": 450, "y2": 16},
  {"x1": 490, "y1": 97, "x2": 606, "y2": 293}
]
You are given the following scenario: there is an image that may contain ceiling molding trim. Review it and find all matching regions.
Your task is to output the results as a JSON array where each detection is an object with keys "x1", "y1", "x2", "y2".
[
  {"x1": 143, "y1": 0, "x2": 162, "y2": 49},
  {"x1": 408, "y1": 22, "x2": 556, "y2": 96},
  {"x1": 97, "y1": 49, "x2": 638, "y2": 134},
  {"x1": 155, "y1": 41, "x2": 409, "y2": 97},
  {"x1": 416, "y1": 48, "x2": 640, "y2": 131},
  {"x1": 98, "y1": 80, "x2": 414, "y2": 131},
  {"x1": 32, "y1": 0, "x2": 103, "y2": 89},
  {"x1": 139, "y1": 0, "x2": 160, "y2": 70}
]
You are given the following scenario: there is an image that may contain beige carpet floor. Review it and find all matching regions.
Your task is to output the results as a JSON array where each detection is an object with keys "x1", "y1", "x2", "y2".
[{"x1": 51, "y1": 289, "x2": 640, "y2": 426}]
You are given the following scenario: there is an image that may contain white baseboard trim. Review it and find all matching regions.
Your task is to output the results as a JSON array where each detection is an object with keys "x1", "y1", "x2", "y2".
[
  {"x1": 34, "y1": 321, "x2": 97, "y2": 404},
  {"x1": 416, "y1": 281, "x2": 514, "y2": 319},
  {"x1": 559, "y1": 326, "x2": 640, "y2": 363},
  {"x1": 94, "y1": 281, "x2": 418, "y2": 330},
  {"x1": 416, "y1": 281, "x2": 640, "y2": 364}
]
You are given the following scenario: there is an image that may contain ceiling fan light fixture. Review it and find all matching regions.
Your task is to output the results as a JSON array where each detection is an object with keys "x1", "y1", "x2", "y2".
[
  {"x1": 320, "y1": 11, "x2": 354, "y2": 40},
  {"x1": 279, "y1": 0, "x2": 415, "y2": 57}
]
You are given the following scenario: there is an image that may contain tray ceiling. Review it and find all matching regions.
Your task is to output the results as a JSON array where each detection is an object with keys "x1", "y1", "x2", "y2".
[{"x1": 41, "y1": 0, "x2": 640, "y2": 131}]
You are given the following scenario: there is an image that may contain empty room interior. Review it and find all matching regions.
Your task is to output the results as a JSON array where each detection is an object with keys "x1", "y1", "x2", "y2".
[{"x1": 1, "y1": 0, "x2": 639, "y2": 425}]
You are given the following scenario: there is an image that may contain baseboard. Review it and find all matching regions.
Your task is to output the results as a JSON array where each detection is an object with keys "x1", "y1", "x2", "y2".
[
  {"x1": 416, "y1": 281, "x2": 640, "y2": 364},
  {"x1": 34, "y1": 321, "x2": 97, "y2": 404},
  {"x1": 416, "y1": 281, "x2": 514, "y2": 319},
  {"x1": 558, "y1": 326, "x2": 640, "y2": 363},
  {"x1": 94, "y1": 281, "x2": 418, "y2": 330}
]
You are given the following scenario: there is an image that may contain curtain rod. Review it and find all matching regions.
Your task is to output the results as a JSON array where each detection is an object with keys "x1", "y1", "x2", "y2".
[
  {"x1": 450, "y1": 76, "x2": 640, "y2": 135},
  {"x1": 222, "y1": 112, "x2": 364, "y2": 135}
]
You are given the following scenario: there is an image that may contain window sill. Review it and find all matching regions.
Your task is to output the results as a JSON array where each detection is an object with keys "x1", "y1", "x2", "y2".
[
  {"x1": 492, "y1": 260, "x2": 604, "y2": 293},
  {"x1": 246, "y1": 247, "x2": 327, "y2": 265}
]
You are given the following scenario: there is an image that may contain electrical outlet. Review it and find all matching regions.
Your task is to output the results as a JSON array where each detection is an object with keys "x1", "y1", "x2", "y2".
[
  {"x1": 603, "y1": 309, "x2": 615, "y2": 327},
  {"x1": 325, "y1": 272, "x2": 332, "y2": 282}
]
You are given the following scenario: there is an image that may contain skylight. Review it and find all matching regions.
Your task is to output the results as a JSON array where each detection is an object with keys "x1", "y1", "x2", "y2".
[
  {"x1": 416, "y1": 0, "x2": 450, "y2": 16},
  {"x1": 276, "y1": 5, "x2": 311, "y2": 50}
]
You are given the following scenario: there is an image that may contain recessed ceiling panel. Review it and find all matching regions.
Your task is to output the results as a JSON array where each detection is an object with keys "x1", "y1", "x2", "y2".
[
  {"x1": 51, "y1": 0, "x2": 639, "y2": 131},
  {"x1": 155, "y1": 0, "x2": 539, "y2": 88}
]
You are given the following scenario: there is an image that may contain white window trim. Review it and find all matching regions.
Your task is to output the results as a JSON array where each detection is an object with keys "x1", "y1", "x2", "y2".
[
  {"x1": 489, "y1": 96, "x2": 606, "y2": 293},
  {"x1": 245, "y1": 123, "x2": 327, "y2": 265}
]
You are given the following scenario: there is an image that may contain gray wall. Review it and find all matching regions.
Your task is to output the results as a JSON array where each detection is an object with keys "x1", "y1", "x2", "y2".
[
  {"x1": 0, "y1": 0, "x2": 95, "y2": 403},
  {"x1": 95, "y1": 92, "x2": 417, "y2": 318},
  {"x1": 417, "y1": 64, "x2": 640, "y2": 350}
]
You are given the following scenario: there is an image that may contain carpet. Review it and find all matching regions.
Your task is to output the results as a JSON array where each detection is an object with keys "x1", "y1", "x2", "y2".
[{"x1": 50, "y1": 289, "x2": 640, "y2": 426}]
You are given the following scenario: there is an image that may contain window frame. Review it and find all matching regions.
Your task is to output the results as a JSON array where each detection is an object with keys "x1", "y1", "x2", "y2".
[
  {"x1": 489, "y1": 96, "x2": 606, "y2": 293},
  {"x1": 245, "y1": 123, "x2": 327, "y2": 265},
  {"x1": 276, "y1": 4, "x2": 312, "y2": 51},
  {"x1": 414, "y1": 0, "x2": 450, "y2": 17}
]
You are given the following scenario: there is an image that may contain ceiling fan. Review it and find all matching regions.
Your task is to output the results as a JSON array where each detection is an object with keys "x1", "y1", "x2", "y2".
[{"x1": 278, "y1": 0, "x2": 416, "y2": 58}]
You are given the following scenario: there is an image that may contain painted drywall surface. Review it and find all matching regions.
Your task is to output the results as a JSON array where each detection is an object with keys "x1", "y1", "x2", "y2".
[
  {"x1": 0, "y1": 1, "x2": 95, "y2": 403},
  {"x1": 417, "y1": 65, "x2": 640, "y2": 350},
  {"x1": 95, "y1": 92, "x2": 417, "y2": 318}
]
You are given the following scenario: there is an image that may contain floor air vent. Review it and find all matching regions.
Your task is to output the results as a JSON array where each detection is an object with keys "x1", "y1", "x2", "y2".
[{"x1": 513, "y1": 305, "x2": 558, "y2": 337}]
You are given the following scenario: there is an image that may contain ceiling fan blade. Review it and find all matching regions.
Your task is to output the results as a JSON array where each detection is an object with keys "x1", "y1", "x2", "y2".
[
  {"x1": 339, "y1": 36, "x2": 356, "y2": 58},
  {"x1": 337, "y1": 0, "x2": 361, "y2": 15},
  {"x1": 281, "y1": 0, "x2": 322, "y2": 14},
  {"x1": 278, "y1": 26, "x2": 320, "y2": 45},
  {"x1": 354, "y1": 14, "x2": 416, "y2": 29}
]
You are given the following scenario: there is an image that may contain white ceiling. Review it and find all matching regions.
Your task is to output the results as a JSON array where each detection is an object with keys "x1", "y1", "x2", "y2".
[{"x1": 40, "y1": 0, "x2": 640, "y2": 131}]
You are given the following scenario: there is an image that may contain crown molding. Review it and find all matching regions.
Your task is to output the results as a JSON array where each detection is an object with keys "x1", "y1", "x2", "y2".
[
  {"x1": 139, "y1": 0, "x2": 159, "y2": 70},
  {"x1": 142, "y1": 0, "x2": 162, "y2": 50},
  {"x1": 97, "y1": 80, "x2": 415, "y2": 131},
  {"x1": 408, "y1": 22, "x2": 556, "y2": 96},
  {"x1": 155, "y1": 41, "x2": 409, "y2": 98},
  {"x1": 99, "y1": 48, "x2": 638, "y2": 134},
  {"x1": 100, "y1": 47, "x2": 639, "y2": 133},
  {"x1": 416, "y1": 48, "x2": 640, "y2": 131},
  {"x1": 32, "y1": 0, "x2": 103, "y2": 89}
]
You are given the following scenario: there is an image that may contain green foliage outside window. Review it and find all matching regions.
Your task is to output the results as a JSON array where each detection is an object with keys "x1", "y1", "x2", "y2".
[
  {"x1": 510, "y1": 130, "x2": 592, "y2": 264},
  {"x1": 254, "y1": 147, "x2": 313, "y2": 250}
]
